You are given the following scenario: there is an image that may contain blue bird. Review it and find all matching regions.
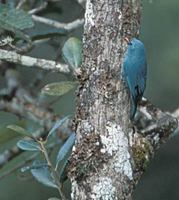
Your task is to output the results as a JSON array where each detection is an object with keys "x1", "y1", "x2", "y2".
[{"x1": 122, "y1": 38, "x2": 147, "y2": 120}]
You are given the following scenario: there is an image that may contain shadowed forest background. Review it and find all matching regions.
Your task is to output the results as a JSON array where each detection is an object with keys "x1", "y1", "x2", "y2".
[{"x1": 0, "y1": 0, "x2": 179, "y2": 199}]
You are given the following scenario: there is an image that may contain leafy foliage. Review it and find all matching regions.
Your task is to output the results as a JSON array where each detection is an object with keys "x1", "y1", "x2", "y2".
[
  {"x1": 7, "y1": 1, "x2": 15, "y2": 9},
  {"x1": 17, "y1": 140, "x2": 41, "y2": 151},
  {"x1": 56, "y1": 132, "x2": 75, "y2": 169},
  {"x1": 30, "y1": 161, "x2": 58, "y2": 189},
  {"x1": 62, "y1": 37, "x2": 82, "y2": 69},
  {"x1": 0, "y1": 4, "x2": 34, "y2": 30},
  {"x1": 41, "y1": 81, "x2": 76, "y2": 96},
  {"x1": 0, "y1": 1, "x2": 85, "y2": 199},
  {"x1": 9, "y1": 115, "x2": 76, "y2": 199},
  {"x1": 7, "y1": 124, "x2": 32, "y2": 137},
  {"x1": 0, "y1": 3, "x2": 34, "y2": 41},
  {"x1": 47, "y1": 116, "x2": 71, "y2": 139}
]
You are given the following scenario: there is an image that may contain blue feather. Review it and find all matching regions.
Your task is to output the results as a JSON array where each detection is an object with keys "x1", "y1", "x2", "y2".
[{"x1": 122, "y1": 38, "x2": 147, "y2": 120}]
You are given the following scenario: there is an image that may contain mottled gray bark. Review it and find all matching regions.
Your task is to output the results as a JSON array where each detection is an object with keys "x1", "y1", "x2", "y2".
[{"x1": 69, "y1": 0, "x2": 178, "y2": 200}]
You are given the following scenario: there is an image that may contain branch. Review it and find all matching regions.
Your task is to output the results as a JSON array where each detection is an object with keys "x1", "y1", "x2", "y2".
[
  {"x1": 0, "y1": 49, "x2": 70, "y2": 73},
  {"x1": 136, "y1": 98, "x2": 178, "y2": 149},
  {"x1": 0, "y1": 67, "x2": 59, "y2": 129},
  {"x1": 0, "y1": 97, "x2": 56, "y2": 127},
  {"x1": 31, "y1": 15, "x2": 84, "y2": 31}
]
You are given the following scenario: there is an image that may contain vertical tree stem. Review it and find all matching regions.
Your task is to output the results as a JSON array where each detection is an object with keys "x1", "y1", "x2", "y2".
[{"x1": 69, "y1": 0, "x2": 142, "y2": 199}]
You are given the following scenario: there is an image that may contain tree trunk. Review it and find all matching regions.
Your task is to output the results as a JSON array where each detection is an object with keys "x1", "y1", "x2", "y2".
[
  {"x1": 68, "y1": 0, "x2": 178, "y2": 199},
  {"x1": 69, "y1": 0, "x2": 141, "y2": 199}
]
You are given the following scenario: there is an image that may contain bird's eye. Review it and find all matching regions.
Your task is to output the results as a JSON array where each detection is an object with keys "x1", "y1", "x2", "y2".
[{"x1": 128, "y1": 42, "x2": 132, "y2": 45}]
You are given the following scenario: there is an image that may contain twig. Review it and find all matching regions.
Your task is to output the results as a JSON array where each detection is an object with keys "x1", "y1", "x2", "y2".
[
  {"x1": 0, "y1": 49, "x2": 70, "y2": 73},
  {"x1": 31, "y1": 15, "x2": 84, "y2": 31},
  {"x1": 28, "y1": 2, "x2": 48, "y2": 15},
  {"x1": 0, "y1": 97, "x2": 57, "y2": 129},
  {"x1": 39, "y1": 140, "x2": 67, "y2": 200},
  {"x1": 16, "y1": 0, "x2": 27, "y2": 9},
  {"x1": 33, "y1": 38, "x2": 51, "y2": 45}
]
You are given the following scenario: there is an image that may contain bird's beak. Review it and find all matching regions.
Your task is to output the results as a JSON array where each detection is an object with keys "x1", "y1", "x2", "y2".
[{"x1": 124, "y1": 37, "x2": 130, "y2": 44}]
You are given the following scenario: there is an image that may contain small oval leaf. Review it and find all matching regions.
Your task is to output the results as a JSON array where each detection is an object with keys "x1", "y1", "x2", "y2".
[
  {"x1": 55, "y1": 132, "x2": 76, "y2": 169},
  {"x1": 41, "y1": 81, "x2": 75, "y2": 96},
  {"x1": 47, "y1": 116, "x2": 70, "y2": 139},
  {"x1": 17, "y1": 140, "x2": 41, "y2": 151},
  {"x1": 31, "y1": 161, "x2": 58, "y2": 188},
  {"x1": 7, "y1": 124, "x2": 31, "y2": 137},
  {"x1": 62, "y1": 37, "x2": 82, "y2": 69}
]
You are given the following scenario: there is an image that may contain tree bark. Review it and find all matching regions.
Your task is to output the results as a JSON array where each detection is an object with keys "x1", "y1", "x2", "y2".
[{"x1": 69, "y1": 0, "x2": 177, "y2": 199}]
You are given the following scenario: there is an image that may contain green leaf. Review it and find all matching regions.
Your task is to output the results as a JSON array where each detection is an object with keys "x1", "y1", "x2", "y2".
[
  {"x1": 62, "y1": 37, "x2": 82, "y2": 69},
  {"x1": 17, "y1": 140, "x2": 41, "y2": 151},
  {"x1": 0, "y1": 113, "x2": 25, "y2": 145},
  {"x1": 0, "y1": 3, "x2": 34, "y2": 42},
  {"x1": 55, "y1": 132, "x2": 75, "y2": 170},
  {"x1": 0, "y1": 3, "x2": 34, "y2": 30},
  {"x1": 47, "y1": 116, "x2": 70, "y2": 139},
  {"x1": 31, "y1": 161, "x2": 58, "y2": 188},
  {"x1": 7, "y1": 124, "x2": 31, "y2": 137},
  {"x1": 41, "y1": 81, "x2": 75, "y2": 96}
]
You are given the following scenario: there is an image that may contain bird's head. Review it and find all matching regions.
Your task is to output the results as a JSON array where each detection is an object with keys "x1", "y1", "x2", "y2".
[{"x1": 124, "y1": 37, "x2": 145, "y2": 54}]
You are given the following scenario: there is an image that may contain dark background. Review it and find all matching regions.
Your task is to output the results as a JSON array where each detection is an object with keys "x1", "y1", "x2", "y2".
[{"x1": 0, "y1": 0, "x2": 179, "y2": 199}]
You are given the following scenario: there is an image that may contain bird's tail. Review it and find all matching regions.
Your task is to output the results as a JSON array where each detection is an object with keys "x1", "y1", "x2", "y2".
[{"x1": 130, "y1": 96, "x2": 137, "y2": 120}]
